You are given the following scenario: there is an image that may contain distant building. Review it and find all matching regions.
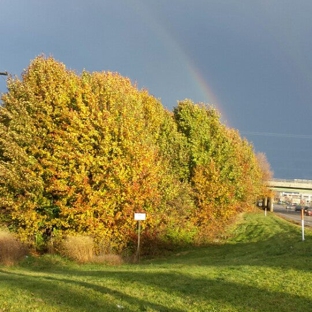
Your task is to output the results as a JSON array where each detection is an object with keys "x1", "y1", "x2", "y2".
[{"x1": 277, "y1": 191, "x2": 312, "y2": 206}]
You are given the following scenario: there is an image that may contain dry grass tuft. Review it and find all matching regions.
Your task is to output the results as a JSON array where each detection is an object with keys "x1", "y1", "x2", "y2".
[
  {"x1": 92, "y1": 254, "x2": 123, "y2": 265},
  {"x1": 58, "y1": 235, "x2": 124, "y2": 265},
  {"x1": 0, "y1": 229, "x2": 28, "y2": 266},
  {"x1": 60, "y1": 235, "x2": 94, "y2": 263}
]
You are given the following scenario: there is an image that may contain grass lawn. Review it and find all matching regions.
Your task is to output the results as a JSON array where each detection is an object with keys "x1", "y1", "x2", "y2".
[{"x1": 1, "y1": 211, "x2": 312, "y2": 311}]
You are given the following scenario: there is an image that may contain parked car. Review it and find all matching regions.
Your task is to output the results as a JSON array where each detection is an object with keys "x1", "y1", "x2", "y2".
[
  {"x1": 285, "y1": 204, "x2": 292, "y2": 209},
  {"x1": 305, "y1": 208, "x2": 312, "y2": 216}
]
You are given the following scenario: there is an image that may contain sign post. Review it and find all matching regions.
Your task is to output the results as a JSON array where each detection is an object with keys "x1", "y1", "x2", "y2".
[
  {"x1": 301, "y1": 208, "x2": 305, "y2": 241},
  {"x1": 134, "y1": 212, "x2": 146, "y2": 262}
]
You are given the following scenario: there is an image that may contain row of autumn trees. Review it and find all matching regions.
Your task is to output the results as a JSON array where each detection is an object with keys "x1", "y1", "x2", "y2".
[{"x1": 0, "y1": 56, "x2": 270, "y2": 254}]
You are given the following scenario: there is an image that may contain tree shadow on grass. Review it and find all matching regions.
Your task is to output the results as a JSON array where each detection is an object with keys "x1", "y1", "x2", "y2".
[
  {"x1": 0, "y1": 269, "x2": 182, "y2": 312},
  {"x1": 0, "y1": 268, "x2": 311, "y2": 312},
  {"x1": 168, "y1": 235, "x2": 312, "y2": 270},
  {"x1": 142, "y1": 214, "x2": 312, "y2": 272},
  {"x1": 98, "y1": 270, "x2": 312, "y2": 312},
  {"x1": 3, "y1": 213, "x2": 312, "y2": 311}
]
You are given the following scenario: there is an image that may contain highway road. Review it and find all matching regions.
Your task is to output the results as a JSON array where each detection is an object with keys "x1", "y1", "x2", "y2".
[{"x1": 273, "y1": 204, "x2": 312, "y2": 227}]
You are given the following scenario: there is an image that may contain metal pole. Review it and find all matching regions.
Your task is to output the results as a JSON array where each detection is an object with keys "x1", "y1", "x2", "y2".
[
  {"x1": 136, "y1": 220, "x2": 141, "y2": 262},
  {"x1": 301, "y1": 209, "x2": 305, "y2": 241}
]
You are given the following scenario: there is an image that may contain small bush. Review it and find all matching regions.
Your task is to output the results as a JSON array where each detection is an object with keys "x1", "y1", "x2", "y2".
[
  {"x1": 59, "y1": 235, "x2": 94, "y2": 263},
  {"x1": 0, "y1": 229, "x2": 28, "y2": 266}
]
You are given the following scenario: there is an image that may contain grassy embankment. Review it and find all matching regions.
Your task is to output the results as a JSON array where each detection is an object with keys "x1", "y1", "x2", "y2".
[{"x1": 1, "y1": 211, "x2": 312, "y2": 312}]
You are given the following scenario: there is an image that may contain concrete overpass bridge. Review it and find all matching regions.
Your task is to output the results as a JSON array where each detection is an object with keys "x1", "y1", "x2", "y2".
[
  {"x1": 267, "y1": 179, "x2": 312, "y2": 193},
  {"x1": 263, "y1": 179, "x2": 312, "y2": 212}
]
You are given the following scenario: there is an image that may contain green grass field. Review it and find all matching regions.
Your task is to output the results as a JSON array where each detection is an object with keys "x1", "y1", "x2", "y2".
[{"x1": 1, "y1": 211, "x2": 312, "y2": 312}]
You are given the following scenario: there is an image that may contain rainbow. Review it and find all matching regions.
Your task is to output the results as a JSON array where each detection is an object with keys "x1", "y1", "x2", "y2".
[
  {"x1": 132, "y1": 1, "x2": 230, "y2": 126},
  {"x1": 186, "y1": 61, "x2": 229, "y2": 125}
]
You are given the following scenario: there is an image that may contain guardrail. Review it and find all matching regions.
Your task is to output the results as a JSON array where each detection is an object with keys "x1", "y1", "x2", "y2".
[{"x1": 270, "y1": 179, "x2": 312, "y2": 184}]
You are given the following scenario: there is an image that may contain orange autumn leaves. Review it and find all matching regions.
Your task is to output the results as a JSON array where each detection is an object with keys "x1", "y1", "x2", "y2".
[{"x1": 0, "y1": 56, "x2": 269, "y2": 253}]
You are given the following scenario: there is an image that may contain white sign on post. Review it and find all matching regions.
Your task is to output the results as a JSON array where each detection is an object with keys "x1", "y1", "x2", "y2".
[
  {"x1": 134, "y1": 213, "x2": 146, "y2": 221},
  {"x1": 134, "y1": 212, "x2": 146, "y2": 262}
]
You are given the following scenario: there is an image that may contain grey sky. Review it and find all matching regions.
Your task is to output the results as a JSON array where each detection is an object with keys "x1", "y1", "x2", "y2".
[{"x1": 1, "y1": 0, "x2": 312, "y2": 179}]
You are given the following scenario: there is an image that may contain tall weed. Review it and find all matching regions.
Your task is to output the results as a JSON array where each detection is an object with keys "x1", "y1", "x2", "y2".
[
  {"x1": 59, "y1": 235, "x2": 94, "y2": 263},
  {"x1": 0, "y1": 229, "x2": 28, "y2": 265}
]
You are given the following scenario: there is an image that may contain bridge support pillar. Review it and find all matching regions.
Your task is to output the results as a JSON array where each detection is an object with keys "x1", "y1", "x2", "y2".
[
  {"x1": 263, "y1": 196, "x2": 274, "y2": 212},
  {"x1": 263, "y1": 197, "x2": 268, "y2": 208},
  {"x1": 268, "y1": 196, "x2": 274, "y2": 212}
]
